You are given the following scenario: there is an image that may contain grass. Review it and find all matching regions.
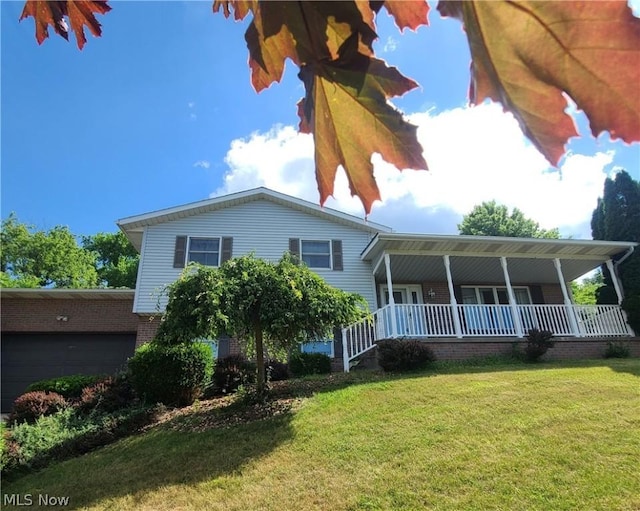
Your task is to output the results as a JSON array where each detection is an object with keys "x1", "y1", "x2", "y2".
[{"x1": 2, "y1": 358, "x2": 639, "y2": 510}]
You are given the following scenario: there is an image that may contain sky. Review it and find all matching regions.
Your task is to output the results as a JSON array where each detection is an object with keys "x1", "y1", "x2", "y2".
[{"x1": 2, "y1": 1, "x2": 639, "y2": 242}]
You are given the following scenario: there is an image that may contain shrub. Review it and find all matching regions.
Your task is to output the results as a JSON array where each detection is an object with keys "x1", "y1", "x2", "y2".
[
  {"x1": 26, "y1": 374, "x2": 104, "y2": 399},
  {"x1": 524, "y1": 329, "x2": 555, "y2": 362},
  {"x1": 1, "y1": 405, "x2": 158, "y2": 480},
  {"x1": 267, "y1": 360, "x2": 289, "y2": 382},
  {"x1": 79, "y1": 373, "x2": 137, "y2": 413},
  {"x1": 128, "y1": 341, "x2": 213, "y2": 407},
  {"x1": 376, "y1": 339, "x2": 436, "y2": 372},
  {"x1": 212, "y1": 355, "x2": 257, "y2": 394},
  {"x1": 289, "y1": 352, "x2": 332, "y2": 377},
  {"x1": 604, "y1": 341, "x2": 631, "y2": 359},
  {"x1": 9, "y1": 392, "x2": 67, "y2": 425}
]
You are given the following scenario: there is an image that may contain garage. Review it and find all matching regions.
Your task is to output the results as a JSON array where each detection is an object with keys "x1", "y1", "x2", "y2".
[
  {"x1": 1, "y1": 288, "x2": 139, "y2": 413},
  {"x1": 1, "y1": 333, "x2": 136, "y2": 412}
]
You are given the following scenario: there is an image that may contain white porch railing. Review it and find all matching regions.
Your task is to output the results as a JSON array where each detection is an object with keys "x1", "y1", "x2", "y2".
[{"x1": 342, "y1": 303, "x2": 632, "y2": 371}]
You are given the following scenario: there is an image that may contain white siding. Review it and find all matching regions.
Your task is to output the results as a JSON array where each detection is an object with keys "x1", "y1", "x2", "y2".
[{"x1": 134, "y1": 199, "x2": 377, "y2": 313}]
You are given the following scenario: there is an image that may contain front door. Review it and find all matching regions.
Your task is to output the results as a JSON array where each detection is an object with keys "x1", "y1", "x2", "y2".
[{"x1": 380, "y1": 285, "x2": 424, "y2": 336}]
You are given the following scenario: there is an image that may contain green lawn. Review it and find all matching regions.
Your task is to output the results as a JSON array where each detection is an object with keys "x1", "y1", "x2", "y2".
[{"x1": 3, "y1": 359, "x2": 639, "y2": 511}]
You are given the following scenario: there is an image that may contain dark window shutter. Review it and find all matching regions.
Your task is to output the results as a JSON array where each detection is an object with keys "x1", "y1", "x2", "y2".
[
  {"x1": 221, "y1": 237, "x2": 233, "y2": 263},
  {"x1": 331, "y1": 240, "x2": 343, "y2": 271},
  {"x1": 289, "y1": 238, "x2": 300, "y2": 262},
  {"x1": 453, "y1": 285, "x2": 463, "y2": 304},
  {"x1": 529, "y1": 285, "x2": 544, "y2": 304},
  {"x1": 173, "y1": 236, "x2": 187, "y2": 268}
]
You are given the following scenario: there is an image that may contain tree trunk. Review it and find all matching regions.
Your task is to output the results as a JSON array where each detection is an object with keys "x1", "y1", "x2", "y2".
[{"x1": 254, "y1": 321, "x2": 266, "y2": 397}]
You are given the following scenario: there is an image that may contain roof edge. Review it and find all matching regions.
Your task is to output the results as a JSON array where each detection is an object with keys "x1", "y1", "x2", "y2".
[{"x1": 117, "y1": 187, "x2": 392, "y2": 234}]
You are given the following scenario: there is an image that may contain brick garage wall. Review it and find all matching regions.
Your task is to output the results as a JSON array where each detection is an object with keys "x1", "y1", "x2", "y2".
[
  {"x1": 2, "y1": 297, "x2": 138, "y2": 333},
  {"x1": 136, "y1": 315, "x2": 161, "y2": 346}
]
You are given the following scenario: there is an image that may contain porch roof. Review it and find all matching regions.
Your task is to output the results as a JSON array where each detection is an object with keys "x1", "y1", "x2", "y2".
[{"x1": 362, "y1": 233, "x2": 637, "y2": 284}]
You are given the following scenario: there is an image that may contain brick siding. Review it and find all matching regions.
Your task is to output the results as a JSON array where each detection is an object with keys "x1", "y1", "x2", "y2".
[
  {"x1": 2, "y1": 297, "x2": 138, "y2": 334},
  {"x1": 355, "y1": 337, "x2": 640, "y2": 368}
]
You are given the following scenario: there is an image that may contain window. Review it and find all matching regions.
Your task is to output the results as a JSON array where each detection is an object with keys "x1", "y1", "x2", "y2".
[
  {"x1": 461, "y1": 286, "x2": 531, "y2": 305},
  {"x1": 188, "y1": 237, "x2": 220, "y2": 266},
  {"x1": 301, "y1": 240, "x2": 331, "y2": 268},
  {"x1": 301, "y1": 339, "x2": 334, "y2": 358}
]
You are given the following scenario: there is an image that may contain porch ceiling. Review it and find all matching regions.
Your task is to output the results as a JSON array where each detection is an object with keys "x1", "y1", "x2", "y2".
[{"x1": 364, "y1": 234, "x2": 637, "y2": 284}]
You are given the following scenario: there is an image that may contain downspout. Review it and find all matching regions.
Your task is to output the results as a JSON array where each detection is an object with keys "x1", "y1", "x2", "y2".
[
  {"x1": 607, "y1": 245, "x2": 636, "y2": 303},
  {"x1": 611, "y1": 245, "x2": 636, "y2": 337}
]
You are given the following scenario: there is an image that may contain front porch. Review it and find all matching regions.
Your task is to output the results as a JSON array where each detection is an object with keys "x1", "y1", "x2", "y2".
[
  {"x1": 342, "y1": 233, "x2": 637, "y2": 372},
  {"x1": 342, "y1": 303, "x2": 633, "y2": 371}
]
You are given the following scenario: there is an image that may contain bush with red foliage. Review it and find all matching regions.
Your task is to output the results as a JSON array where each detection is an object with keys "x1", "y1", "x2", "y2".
[{"x1": 9, "y1": 391, "x2": 67, "y2": 424}]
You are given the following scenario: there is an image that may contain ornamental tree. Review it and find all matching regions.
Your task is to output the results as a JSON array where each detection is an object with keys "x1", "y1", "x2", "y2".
[
  {"x1": 18, "y1": 1, "x2": 640, "y2": 214},
  {"x1": 157, "y1": 254, "x2": 366, "y2": 395}
]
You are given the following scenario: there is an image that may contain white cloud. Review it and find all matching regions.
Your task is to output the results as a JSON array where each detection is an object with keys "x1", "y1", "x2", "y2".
[
  {"x1": 193, "y1": 160, "x2": 211, "y2": 169},
  {"x1": 214, "y1": 103, "x2": 617, "y2": 239},
  {"x1": 382, "y1": 36, "x2": 398, "y2": 53}
]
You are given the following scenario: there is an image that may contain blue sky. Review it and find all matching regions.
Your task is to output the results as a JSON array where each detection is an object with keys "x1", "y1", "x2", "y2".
[{"x1": 2, "y1": 1, "x2": 639, "y2": 240}]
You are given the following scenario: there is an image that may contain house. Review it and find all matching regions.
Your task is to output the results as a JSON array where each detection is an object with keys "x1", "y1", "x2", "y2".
[
  {"x1": 117, "y1": 187, "x2": 638, "y2": 370},
  {"x1": 4, "y1": 188, "x2": 635, "y2": 411}
]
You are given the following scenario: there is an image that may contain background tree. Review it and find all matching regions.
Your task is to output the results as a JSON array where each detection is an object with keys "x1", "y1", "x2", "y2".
[
  {"x1": 570, "y1": 272, "x2": 603, "y2": 306},
  {"x1": 458, "y1": 201, "x2": 560, "y2": 238},
  {"x1": 1, "y1": 214, "x2": 98, "y2": 288},
  {"x1": 18, "y1": 1, "x2": 640, "y2": 214},
  {"x1": 590, "y1": 170, "x2": 640, "y2": 331},
  {"x1": 82, "y1": 232, "x2": 139, "y2": 288},
  {"x1": 157, "y1": 254, "x2": 366, "y2": 396}
]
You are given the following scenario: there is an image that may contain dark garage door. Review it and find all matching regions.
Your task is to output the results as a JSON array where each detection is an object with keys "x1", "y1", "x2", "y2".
[{"x1": 1, "y1": 333, "x2": 136, "y2": 413}]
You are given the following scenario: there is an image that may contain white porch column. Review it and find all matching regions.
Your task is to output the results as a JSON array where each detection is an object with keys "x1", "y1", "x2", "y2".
[
  {"x1": 443, "y1": 255, "x2": 463, "y2": 338},
  {"x1": 605, "y1": 259, "x2": 624, "y2": 305},
  {"x1": 500, "y1": 257, "x2": 524, "y2": 338},
  {"x1": 554, "y1": 258, "x2": 582, "y2": 337},
  {"x1": 384, "y1": 252, "x2": 398, "y2": 338}
]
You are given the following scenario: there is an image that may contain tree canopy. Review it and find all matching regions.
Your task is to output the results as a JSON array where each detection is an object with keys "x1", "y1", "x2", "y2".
[
  {"x1": 157, "y1": 254, "x2": 366, "y2": 394},
  {"x1": 1, "y1": 214, "x2": 99, "y2": 288},
  {"x1": 458, "y1": 201, "x2": 560, "y2": 239},
  {"x1": 18, "y1": 1, "x2": 640, "y2": 214},
  {"x1": 82, "y1": 232, "x2": 139, "y2": 288},
  {"x1": 590, "y1": 170, "x2": 640, "y2": 331},
  {"x1": 1, "y1": 214, "x2": 138, "y2": 289}
]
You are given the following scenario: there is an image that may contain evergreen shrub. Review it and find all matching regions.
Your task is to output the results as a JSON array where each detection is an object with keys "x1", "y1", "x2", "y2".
[
  {"x1": 26, "y1": 374, "x2": 104, "y2": 399},
  {"x1": 128, "y1": 341, "x2": 213, "y2": 406}
]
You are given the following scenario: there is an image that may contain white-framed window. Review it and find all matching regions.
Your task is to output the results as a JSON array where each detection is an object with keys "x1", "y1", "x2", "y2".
[
  {"x1": 188, "y1": 237, "x2": 220, "y2": 266},
  {"x1": 301, "y1": 338, "x2": 335, "y2": 358},
  {"x1": 461, "y1": 286, "x2": 532, "y2": 305},
  {"x1": 300, "y1": 240, "x2": 332, "y2": 269}
]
